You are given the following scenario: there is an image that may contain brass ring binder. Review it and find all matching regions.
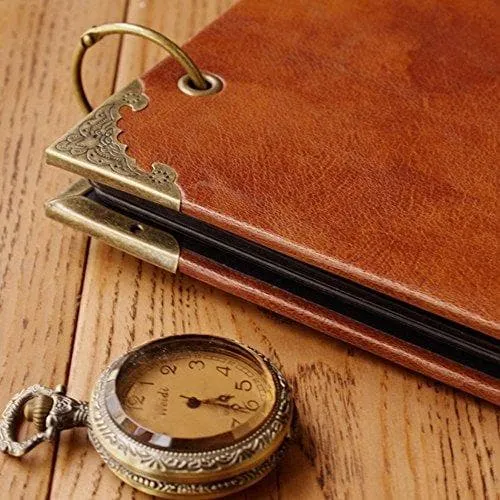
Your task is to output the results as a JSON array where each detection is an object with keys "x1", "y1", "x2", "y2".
[{"x1": 72, "y1": 23, "x2": 213, "y2": 113}]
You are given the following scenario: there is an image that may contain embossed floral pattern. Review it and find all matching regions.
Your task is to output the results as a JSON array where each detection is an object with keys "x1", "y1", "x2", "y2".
[{"x1": 53, "y1": 80, "x2": 178, "y2": 193}]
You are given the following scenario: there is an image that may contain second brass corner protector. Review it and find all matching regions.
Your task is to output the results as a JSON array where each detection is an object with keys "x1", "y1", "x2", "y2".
[
  {"x1": 45, "y1": 179, "x2": 180, "y2": 273},
  {"x1": 45, "y1": 79, "x2": 181, "y2": 211}
]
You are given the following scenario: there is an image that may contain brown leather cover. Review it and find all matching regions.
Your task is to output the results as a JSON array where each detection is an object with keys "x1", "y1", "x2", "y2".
[{"x1": 117, "y1": 0, "x2": 499, "y2": 401}]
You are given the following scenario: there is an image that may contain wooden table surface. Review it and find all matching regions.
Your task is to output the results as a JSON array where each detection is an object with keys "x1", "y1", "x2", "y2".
[{"x1": 0, "y1": 1, "x2": 498, "y2": 499}]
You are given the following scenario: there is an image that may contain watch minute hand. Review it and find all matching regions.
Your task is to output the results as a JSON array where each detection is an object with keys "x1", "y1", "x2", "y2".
[{"x1": 202, "y1": 401, "x2": 249, "y2": 413}]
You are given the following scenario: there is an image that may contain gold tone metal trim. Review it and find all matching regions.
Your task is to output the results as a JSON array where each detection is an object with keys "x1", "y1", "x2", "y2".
[
  {"x1": 73, "y1": 23, "x2": 210, "y2": 113},
  {"x1": 45, "y1": 80, "x2": 181, "y2": 212},
  {"x1": 93, "y1": 434, "x2": 288, "y2": 499},
  {"x1": 45, "y1": 180, "x2": 180, "y2": 273}
]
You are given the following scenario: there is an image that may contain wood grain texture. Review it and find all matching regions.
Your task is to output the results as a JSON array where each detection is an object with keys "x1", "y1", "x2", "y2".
[
  {"x1": 1, "y1": 1, "x2": 498, "y2": 499},
  {"x1": 0, "y1": 1, "x2": 126, "y2": 498}
]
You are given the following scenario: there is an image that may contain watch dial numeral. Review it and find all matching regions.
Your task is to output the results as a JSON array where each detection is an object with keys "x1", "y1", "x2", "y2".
[
  {"x1": 160, "y1": 364, "x2": 177, "y2": 375},
  {"x1": 188, "y1": 360, "x2": 205, "y2": 370},
  {"x1": 216, "y1": 365, "x2": 231, "y2": 377},
  {"x1": 124, "y1": 394, "x2": 145, "y2": 410},
  {"x1": 246, "y1": 400, "x2": 260, "y2": 411},
  {"x1": 235, "y1": 379, "x2": 252, "y2": 391}
]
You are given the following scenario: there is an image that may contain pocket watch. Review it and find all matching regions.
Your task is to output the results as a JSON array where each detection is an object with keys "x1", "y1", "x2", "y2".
[{"x1": 0, "y1": 335, "x2": 293, "y2": 498}]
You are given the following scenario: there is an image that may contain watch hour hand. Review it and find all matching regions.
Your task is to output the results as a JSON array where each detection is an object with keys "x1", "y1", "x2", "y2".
[
  {"x1": 216, "y1": 394, "x2": 234, "y2": 403},
  {"x1": 201, "y1": 394, "x2": 234, "y2": 404}
]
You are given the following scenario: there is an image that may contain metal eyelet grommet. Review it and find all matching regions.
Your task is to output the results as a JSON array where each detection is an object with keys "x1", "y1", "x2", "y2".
[{"x1": 177, "y1": 73, "x2": 224, "y2": 96}]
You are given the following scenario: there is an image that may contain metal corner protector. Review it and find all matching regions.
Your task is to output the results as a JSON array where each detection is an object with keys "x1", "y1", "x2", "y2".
[
  {"x1": 45, "y1": 79, "x2": 181, "y2": 212},
  {"x1": 45, "y1": 179, "x2": 180, "y2": 273}
]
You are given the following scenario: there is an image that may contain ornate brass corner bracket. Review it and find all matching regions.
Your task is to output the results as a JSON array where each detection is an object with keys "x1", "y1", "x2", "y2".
[{"x1": 45, "y1": 79, "x2": 181, "y2": 212}]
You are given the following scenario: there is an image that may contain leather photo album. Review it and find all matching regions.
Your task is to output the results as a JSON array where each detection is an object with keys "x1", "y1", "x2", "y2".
[{"x1": 45, "y1": 0, "x2": 499, "y2": 404}]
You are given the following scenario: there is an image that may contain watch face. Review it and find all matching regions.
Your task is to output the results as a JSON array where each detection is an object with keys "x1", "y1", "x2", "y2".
[{"x1": 105, "y1": 335, "x2": 277, "y2": 450}]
